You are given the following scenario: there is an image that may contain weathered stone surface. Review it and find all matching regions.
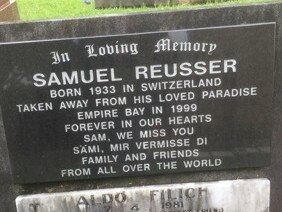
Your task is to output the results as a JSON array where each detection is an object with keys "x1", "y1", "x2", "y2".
[
  {"x1": 16, "y1": 179, "x2": 270, "y2": 212},
  {"x1": 0, "y1": 2, "x2": 282, "y2": 212}
]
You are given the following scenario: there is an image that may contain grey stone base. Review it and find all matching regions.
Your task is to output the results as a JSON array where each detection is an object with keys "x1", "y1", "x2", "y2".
[{"x1": 16, "y1": 179, "x2": 270, "y2": 212}]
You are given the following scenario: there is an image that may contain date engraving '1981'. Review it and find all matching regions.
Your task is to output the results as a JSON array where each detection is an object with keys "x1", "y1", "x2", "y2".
[{"x1": 16, "y1": 179, "x2": 270, "y2": 212}]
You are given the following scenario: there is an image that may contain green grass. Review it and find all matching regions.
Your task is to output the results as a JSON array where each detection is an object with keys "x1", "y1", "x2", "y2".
[{"x1": 17, "y1": 0, "x2": 276, "y2": 21}]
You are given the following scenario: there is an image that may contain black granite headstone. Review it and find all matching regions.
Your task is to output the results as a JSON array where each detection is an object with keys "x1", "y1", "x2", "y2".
[
  {"x1": 0, "y1": 23, "x2": 275, "y2": 183},
  {"x1": 1, "y1": 3, "x2": 282, "y2": 212}
]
